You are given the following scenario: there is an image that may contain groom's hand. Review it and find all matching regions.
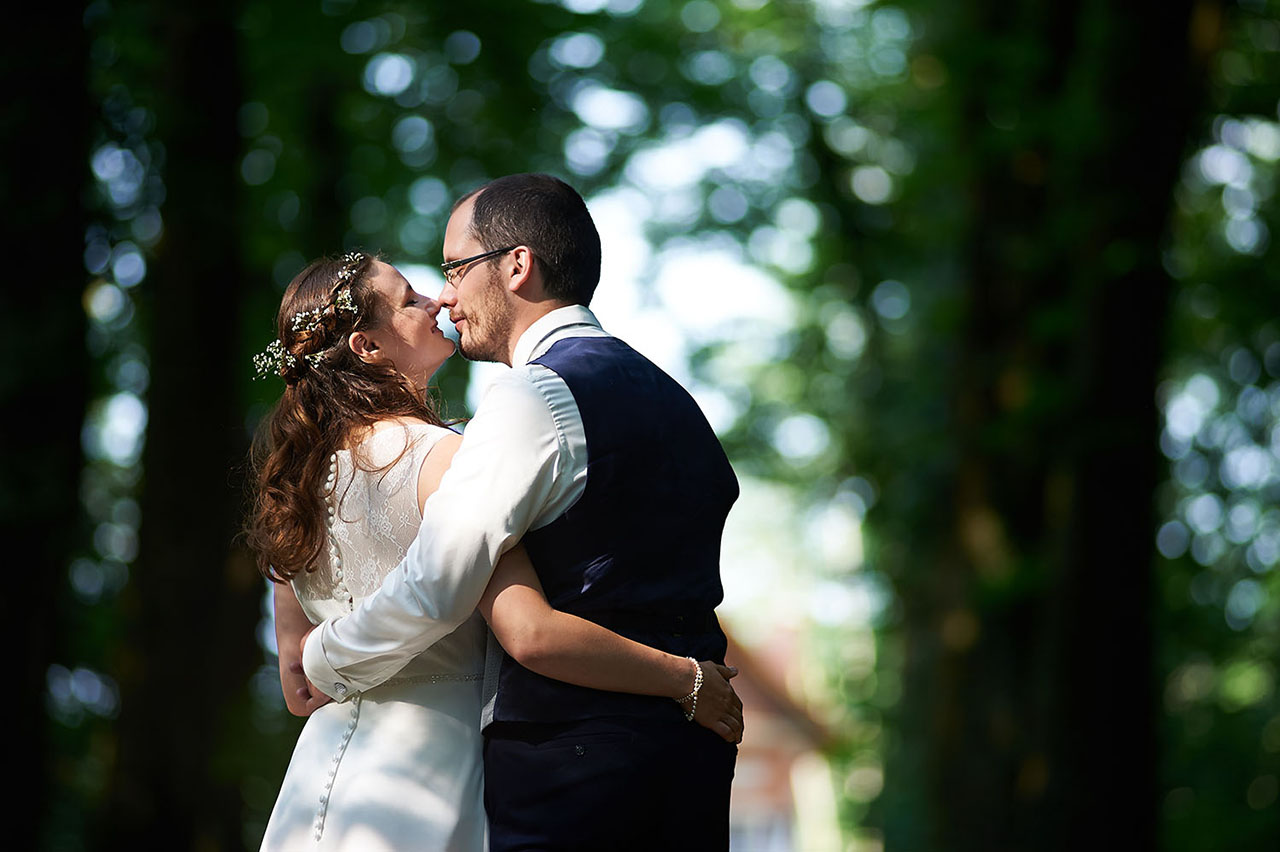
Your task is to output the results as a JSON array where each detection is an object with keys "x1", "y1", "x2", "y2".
[{"x1": 689, "y1": 662, "x2": 744, "y2": 744}]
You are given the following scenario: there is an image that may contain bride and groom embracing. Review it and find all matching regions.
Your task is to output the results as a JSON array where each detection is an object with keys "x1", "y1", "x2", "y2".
[{"x1": 248, "y1": 173, "x2": 743, "y2": 850}]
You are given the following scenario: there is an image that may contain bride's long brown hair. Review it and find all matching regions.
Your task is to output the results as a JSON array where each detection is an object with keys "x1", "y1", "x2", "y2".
[{"x1": 246, "y1": 253, "x2": 445, "y2": 582}]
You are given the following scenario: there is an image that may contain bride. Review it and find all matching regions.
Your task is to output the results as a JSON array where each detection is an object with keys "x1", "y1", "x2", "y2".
[{"x1": 246, "y1": 251, "x2": 741, "y2": 851}]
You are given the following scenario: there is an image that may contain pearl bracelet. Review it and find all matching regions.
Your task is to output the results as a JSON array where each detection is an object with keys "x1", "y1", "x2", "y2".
[{"x1": 676, "y1": 657, "x2": 703, "y2": 721}]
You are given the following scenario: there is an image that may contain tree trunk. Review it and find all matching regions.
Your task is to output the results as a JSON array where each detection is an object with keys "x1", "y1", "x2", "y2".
[
  {"x1": 104, "y1": 3, "x2": 262, "y2": 847},
  {"x1": 886, "y1": 2, "x2": 1206, "y2": 849},
  {"x1": 1, "y1": 6, "x2": 89, "y2": 849}
]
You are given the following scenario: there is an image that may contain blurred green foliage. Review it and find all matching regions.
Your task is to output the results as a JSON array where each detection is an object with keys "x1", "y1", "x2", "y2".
[
  {"x1": 37, "y1": 0, "x2": 1280, "y2": 849},
  {"x1": 1155, "y1": 3, "x2": 1280, "y2": 847}
]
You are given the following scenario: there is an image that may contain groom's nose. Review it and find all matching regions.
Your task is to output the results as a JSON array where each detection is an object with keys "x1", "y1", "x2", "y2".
[{"x1": 438, "y1": 280, "x2": 458, "y2": 307}]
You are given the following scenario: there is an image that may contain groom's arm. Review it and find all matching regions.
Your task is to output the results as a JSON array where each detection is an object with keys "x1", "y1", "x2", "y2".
[{"x1": 301, "y1": 370, "x2": 580, "y2": 700}]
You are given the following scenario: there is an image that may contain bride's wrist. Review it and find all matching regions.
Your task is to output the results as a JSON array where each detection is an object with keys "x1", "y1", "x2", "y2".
[{"x1": 673, "y1": 657, "x2": 703, "y2": 720}]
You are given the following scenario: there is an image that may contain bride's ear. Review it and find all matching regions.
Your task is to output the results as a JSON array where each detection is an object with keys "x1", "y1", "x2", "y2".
[{"x1": 348, "y1": 330, "x2": 381, "y2": 364}]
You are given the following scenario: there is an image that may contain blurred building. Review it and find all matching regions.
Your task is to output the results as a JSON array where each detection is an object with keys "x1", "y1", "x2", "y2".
[{"x1": 727, "y1": 631, "x2": 842, "y2": 852}]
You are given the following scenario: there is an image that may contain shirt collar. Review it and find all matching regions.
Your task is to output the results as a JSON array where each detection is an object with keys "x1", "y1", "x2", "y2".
[{"x1": 511, "y1": 304, "x2": 602, "y2": 366}]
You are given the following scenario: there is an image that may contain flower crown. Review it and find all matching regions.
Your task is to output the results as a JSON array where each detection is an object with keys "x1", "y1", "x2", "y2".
[{"x1": 253, "y1": 251, "x2": 365, "y2": 381}]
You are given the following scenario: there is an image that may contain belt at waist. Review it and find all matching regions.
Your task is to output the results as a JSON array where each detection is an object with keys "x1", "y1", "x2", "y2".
[{"x1": 573, "y1": 609, "x2": 719, "y2": 636}]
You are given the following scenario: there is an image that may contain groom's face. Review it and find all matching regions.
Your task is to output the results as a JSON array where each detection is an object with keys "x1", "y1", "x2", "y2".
[{"x1": 441, "y1": 196, "x2": 515, "y2": 364}]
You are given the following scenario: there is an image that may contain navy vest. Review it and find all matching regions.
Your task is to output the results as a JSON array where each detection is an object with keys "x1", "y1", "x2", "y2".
[{"x1": 487, "y1": 336, "x2": 739, "y2": 727}]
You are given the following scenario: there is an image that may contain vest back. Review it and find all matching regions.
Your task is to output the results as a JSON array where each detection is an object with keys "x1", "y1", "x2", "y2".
[{"x1": 487, "y1": 336, "x2": 739, "y2": 726}]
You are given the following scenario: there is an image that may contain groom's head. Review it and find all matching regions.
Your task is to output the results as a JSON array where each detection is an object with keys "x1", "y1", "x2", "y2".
[{"x1": 440, "y1": 174, "x2": 601, "y2": 364}]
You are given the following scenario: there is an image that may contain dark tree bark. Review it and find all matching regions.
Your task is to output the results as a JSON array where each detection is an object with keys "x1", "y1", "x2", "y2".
[
  {"x1": 103, "y1": 3, "x2": 262, "y2": 847},
  {"x1": 1, "y1": 6, "x2": 90, "y2": 849},
  {"x1": 885, "y1": 2, "x2": 1211, "y2": 849},
  {"x1": 302, "y1": 75, "x2": 349, "y2": 256}
]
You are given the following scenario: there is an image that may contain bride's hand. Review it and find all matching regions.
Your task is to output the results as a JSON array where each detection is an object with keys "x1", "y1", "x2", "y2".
[
  {"x1": 291, "y1": 625, "x2": 332, "y2": 715},
  {"x1": 287, "y1": 661, "x2": 333, "y2": 715},
  {"x1": 683, "y1": 662, "x2": 744, "y2": 744}
]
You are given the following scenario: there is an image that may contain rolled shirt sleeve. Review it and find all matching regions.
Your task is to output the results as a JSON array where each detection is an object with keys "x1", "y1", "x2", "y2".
[{"x1": 301, "y1": 367, "x2": 578, "y2": 700}]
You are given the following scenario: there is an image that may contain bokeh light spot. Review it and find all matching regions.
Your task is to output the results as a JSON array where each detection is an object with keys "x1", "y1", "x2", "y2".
[
  {"x1": 708, "y1": 186, "x2": 749, "y2": 223},
  {"x1": 550, "y1": 32, "x2": 605, "y2": 69},
  {"x1": 444, "y1": 30, "x2": 481, "y2": 64},
  {"x1": 364, "y1": 53, "x2": 415, "y2": 96},
  {"x1": 749, "y1": 55, "x2": 794, "y2": 94},
  {"x1": 392, "y1": 115, "x2": 433, "y2": 153},
  {"x1": 681, "y1": 0, "x2": 721, "y2": 32},
  {"x1": 111, "y1": 243, "x2": 146, "y2": 287},
  {"x1": 84, "y1": 282, "x2": 125, "y2": 324},
  {"x1": 572, "y1": 84, "x2": 649, "y2": 133},
  {"x1": 84, "y1": 238, "x2": 110, "y2": 275},
  {"x1": 565, "y1": 127, "x2": 614, "y2": 176},
  {"x1": 776, "y1": 197, "x2": 821, "y2": 238},
  {"x1": 1225, "y1": 500, "x2": 1260, "y2": 544},
  {"x1": 92, "y1": 143, "x2": 145, "y2": 207},
  {"x1": 340, "y1": 20, "x2": 384, "y2": 54},
  {"x1": 1186, "y1": 493, "x2": 1225, "y2": 535},
  {"x1": 685, "y1": 50, "x2": 735, "y2": 86},
  {"x1": 870, "y1": 46, "x2": 907, "y2": 77},
  {"x1": 240, "y1": 149, "x2": 276, "y2": 186},
  {"x1": 561, "y1": 0, "x2": 610, "y2": 13},
  {"x1": 1219, "y1": 658, "x2": 1273, "y2": 706},
  {"x1": 1157, "y1": 520, "x2": 1191, "y2": 558},
  {"x1": 408, "y1": 176, "x2": 448, "y2": 215},
  {"x1": 805, "y1": 80, "x2": 848, "y2": 118},
  {"x1": 824, "y1": 307, "x2": 868, "y2": 361},
  {"x1": 1245, "y1": 119, "x2": 1280, "y2": 161},
  {"x1": 851, "y1": 165, "x2": 893, "y2": 203},
  {"x1": 825, "y1": 117, "x2": 871, "y2": 157},
  {"x1": 83, "y1": 392, "x2": 147, "y2": 467},
  {"x1": 774, "y1": 413, "x2": 831, "y2": 464},
  {"x1": 1199, "y1": 144, "x2": 1252, "y2": 186},
  {"x1": 871, "y1": 280, "x2": 910, "y2": 320},
  {"x1": 237, "y1": 101, "x2": 269, "y2": 137},
  {"x1": 47, "y1": 665, "x2": 120, "y2": 723},
  {"x1": 1224, "y1": 217, "x2": 1268, "y2": 255},
  {"x1": 1228, "y1": 347, "x2": 1261, "y2": 385},
  {"x1": 1246, "y1": 530, "x2": 1280, "y2": 572},
  {"x1": 871, "y1": 5, "x2": 912, "y2": 39}
]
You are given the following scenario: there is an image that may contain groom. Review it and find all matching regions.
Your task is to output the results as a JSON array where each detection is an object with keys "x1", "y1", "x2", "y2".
[{"x1": 302, "y1": 173, "x2": 741, "y2": 849}]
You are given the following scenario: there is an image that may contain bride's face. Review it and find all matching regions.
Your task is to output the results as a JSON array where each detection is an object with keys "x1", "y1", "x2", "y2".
[{"x1": 360, "y1": 261, "x2": 456, "y2": 387}]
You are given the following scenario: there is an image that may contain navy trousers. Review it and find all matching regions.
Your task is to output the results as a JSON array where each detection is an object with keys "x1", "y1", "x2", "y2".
[{"x1": 483, "y1": 716, "x2": 737, "y2": 851}]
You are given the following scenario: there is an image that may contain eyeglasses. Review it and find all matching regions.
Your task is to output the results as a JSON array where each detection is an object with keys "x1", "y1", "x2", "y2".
[{"x1": 440, "y1": 246, "x2": 517, "y2": 286}]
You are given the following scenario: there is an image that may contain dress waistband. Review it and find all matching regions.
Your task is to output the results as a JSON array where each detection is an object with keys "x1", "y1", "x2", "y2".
[{"x1": 383, "y1": 672, "x2": 484, "y2": 687}]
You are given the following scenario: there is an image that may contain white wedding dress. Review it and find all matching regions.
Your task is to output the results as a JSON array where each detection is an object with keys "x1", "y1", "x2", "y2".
[{"x1": 261, "y1": 422, "x2": 488, "y2": 852}]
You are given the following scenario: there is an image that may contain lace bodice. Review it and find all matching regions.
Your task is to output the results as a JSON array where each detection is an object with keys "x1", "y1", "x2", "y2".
[{"x1": 292, "y1": 421, "x2": 486, "y2": 680}]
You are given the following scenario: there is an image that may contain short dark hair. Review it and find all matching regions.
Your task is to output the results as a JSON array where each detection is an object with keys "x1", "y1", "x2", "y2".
[{"x1": 456, "y1": 173, "x2": 602, "y2": 305}]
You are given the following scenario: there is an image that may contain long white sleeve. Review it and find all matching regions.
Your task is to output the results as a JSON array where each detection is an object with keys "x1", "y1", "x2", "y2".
[{"x1": 301, "y1": 367, "x2": 580, "y2": 699}]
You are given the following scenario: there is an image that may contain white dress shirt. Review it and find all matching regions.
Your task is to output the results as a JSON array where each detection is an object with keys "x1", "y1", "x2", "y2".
[{"x1": 301, "y1": 305, "x2": 606, "y2": 700}]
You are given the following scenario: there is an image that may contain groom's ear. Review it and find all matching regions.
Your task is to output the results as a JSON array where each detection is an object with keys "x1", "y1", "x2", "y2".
[
  {"x1": 348, "y1": 330, "x2": 381, "y2": 364},
  {"x1": 506, "y1": 245, "x2": 535, "y2": 295}
]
